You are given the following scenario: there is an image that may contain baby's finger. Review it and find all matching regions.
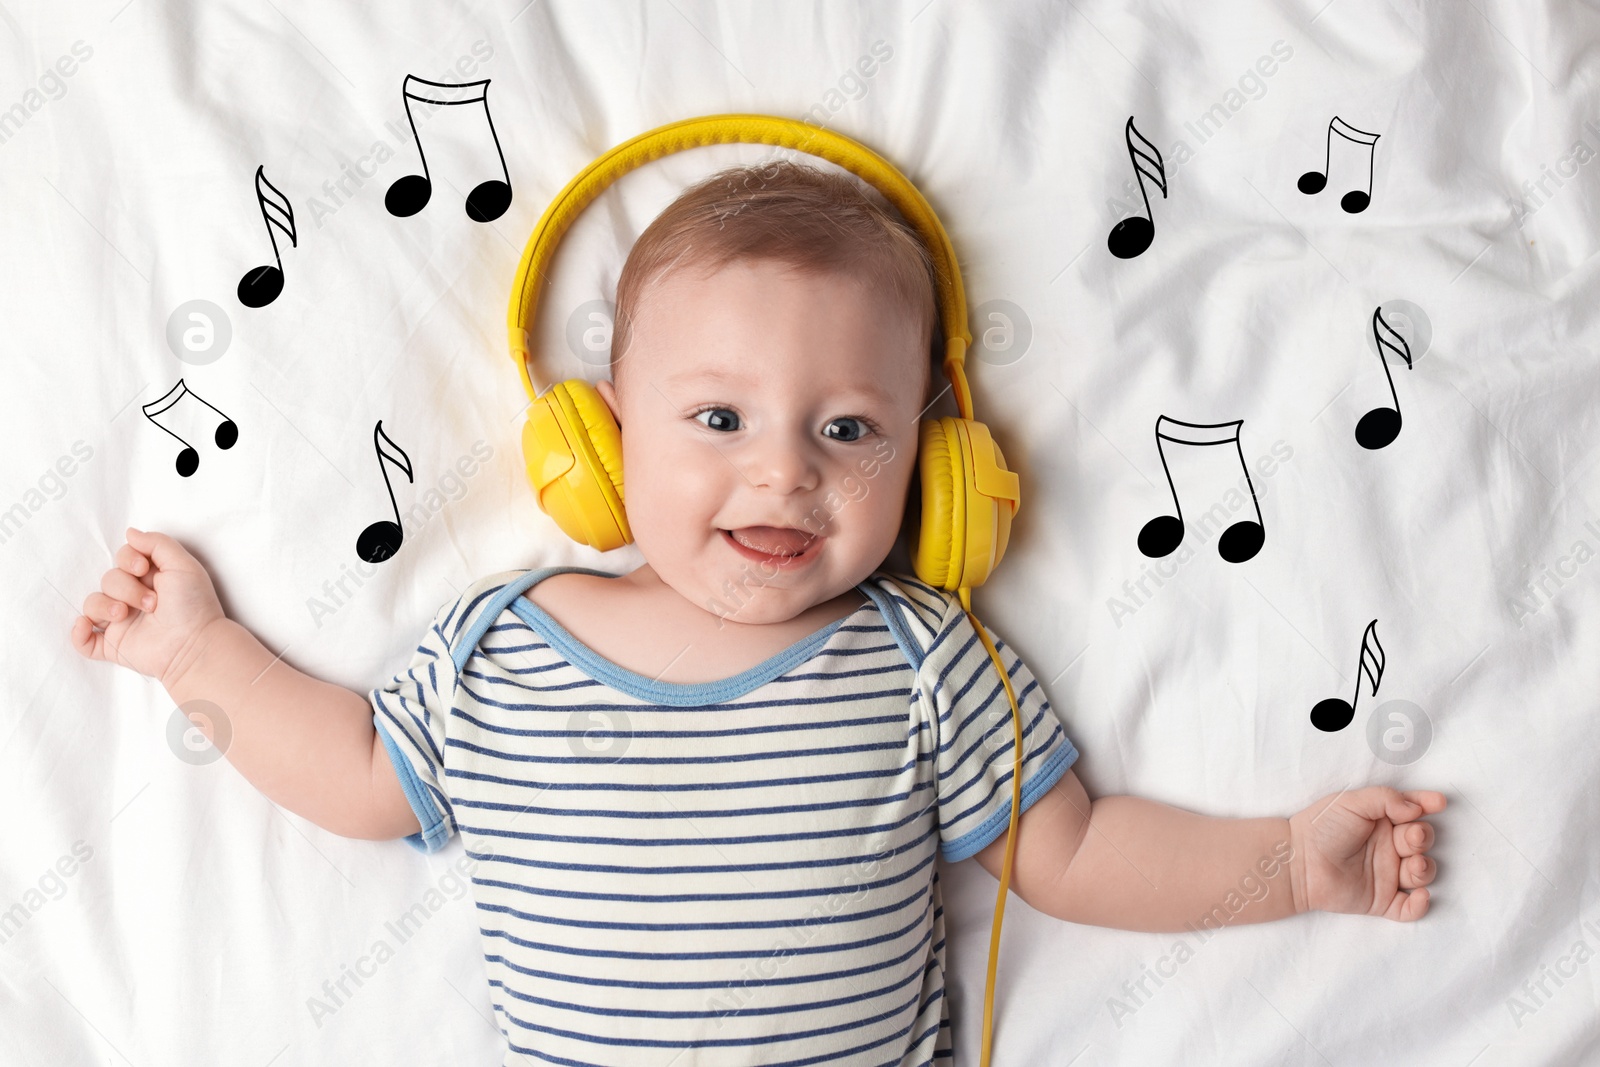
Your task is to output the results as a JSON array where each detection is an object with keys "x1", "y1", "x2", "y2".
[
  {"x1": 71, "y1": 614, "x2": 125, "y2": 662},
  {"x1": 70, "y1": 615, "x2": 102, "y2": 659},
  {"x1": 1399, "y1": 853, "x2": 1436, "y2": 891},
  {"x1": 1400, "y1": 790, "x2": 1447, "y2": 817},
  {"x1": 114, "y1": 543, "x2": 154, "y2": 583},
  {"x1": 101, "y1": 568, "x2": 156, "y2": 612},
  {"x1": 1389, "y1": 886, "x2": 1431, "y2": 922},
  {"x1": 73, "y1": 609, "x2": 133, "y2": 669},
  {"x1": 124, "y1": 527, "x2": 199, "y2": 573},
  {"x1": 81, "y1": 591, "x2": 130, "y2": 627},
  {"x1": 1394, "y1": 820, "x2": 1435, "y2": 857}
]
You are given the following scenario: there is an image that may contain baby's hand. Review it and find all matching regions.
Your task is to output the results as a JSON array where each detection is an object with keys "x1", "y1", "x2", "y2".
[
  {"x1": 1288, "y1": 786, "x2": 1446, "y2": 922},
  {"x1": 71, "y1": 527, "x2": 226, "y2": 687}
]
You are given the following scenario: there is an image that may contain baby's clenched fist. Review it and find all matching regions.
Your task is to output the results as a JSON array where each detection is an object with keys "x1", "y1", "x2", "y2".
[
  {"x1": 1289, "y1": 786, "x2": 1447, "y2": 922},
  {"x1": 71, "y1": 527, "x2": 226, "y2": 687}
]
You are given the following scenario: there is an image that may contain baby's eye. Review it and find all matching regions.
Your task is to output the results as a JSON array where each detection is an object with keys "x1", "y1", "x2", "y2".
[
  {"x1": 824, "y1": 417, "x2": 875, "y2": 442},
  {"x1": 692, "y1": 407, "x2": 741, "y2": 432}
]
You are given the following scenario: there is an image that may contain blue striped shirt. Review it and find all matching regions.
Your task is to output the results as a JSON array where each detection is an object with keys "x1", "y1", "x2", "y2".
[{"x1": 371, "y1": 565, "x2": 1078, "y2": 1066}]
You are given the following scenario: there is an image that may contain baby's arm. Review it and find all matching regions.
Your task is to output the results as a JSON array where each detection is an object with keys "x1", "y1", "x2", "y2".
[
  {"x1": 975, "y1": 768, "x2": 1444, "y2": 931},
  {"x1": 71, "y1": 528, "x2": 419, "y2": 842}
]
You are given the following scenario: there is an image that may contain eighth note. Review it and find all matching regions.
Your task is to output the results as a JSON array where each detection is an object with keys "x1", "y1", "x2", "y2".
[
  {"x1": 141, "y1": 380, "x2": 238, "y2": 477},
  {"x1": 237, "y1": 165, "x2": 296, "y2": 308},
  {"x1": 1298, "y1": 116, "x2": 1380, "y2": 214},
  {"x1": 1138, "y1": 416, "x2": 1266, "y2": 563},
  {"x1": 1107, "y1": 117, "x2": 1167, "y2": 259},
  {"x1": 386, "y1": 76, "x2": 513, "y2": 223},
  {"x1": 1311, "y1": 619, "x2": 1384, "y2": 732},
  {"x1": 1356, "y1": 306, "x2": 1414, "y2": 450},
  {"x1": 357, "y1": 420, "x2": 414, "y2": 564}
]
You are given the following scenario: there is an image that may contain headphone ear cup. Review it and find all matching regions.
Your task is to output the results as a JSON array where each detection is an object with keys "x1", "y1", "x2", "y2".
[
  {"x1": 912, "y1": 416, "x2": 1014, "y2": 591},
  {"x1": 912, "y1": 418, "x2": 963, "y2": 591},
  {"x1": 565, "y1": 381, "x2": 627, "y2": 499},
  {"x1": 521, "y1": 379, "x2": 632, "y2": 551}
]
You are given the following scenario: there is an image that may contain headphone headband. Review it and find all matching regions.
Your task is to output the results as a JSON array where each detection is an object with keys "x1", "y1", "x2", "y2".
[{"x1": 506, "y1": 113, "x2": 977, "y2": 419}]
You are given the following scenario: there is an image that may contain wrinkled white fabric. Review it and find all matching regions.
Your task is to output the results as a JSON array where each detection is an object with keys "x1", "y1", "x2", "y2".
[{"x1": 3, "y1": 1, "x2": 1598, "y2": 1064}]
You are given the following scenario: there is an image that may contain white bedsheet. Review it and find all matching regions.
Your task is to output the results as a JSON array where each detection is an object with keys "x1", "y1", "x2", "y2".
[{"x1": 3, "y1": 1, "x2": 1598, "y2": 1063}]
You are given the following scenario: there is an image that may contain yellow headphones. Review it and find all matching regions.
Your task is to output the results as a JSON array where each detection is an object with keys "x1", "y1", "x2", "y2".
[{"x1": 507, "y1": 113, "x2": 1024, "y2": 1066}]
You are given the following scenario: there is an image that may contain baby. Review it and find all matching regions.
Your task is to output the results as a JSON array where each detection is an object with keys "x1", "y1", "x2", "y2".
[{"x1": 73, "y1": 161, "x2": 1445, "y2": 1065}]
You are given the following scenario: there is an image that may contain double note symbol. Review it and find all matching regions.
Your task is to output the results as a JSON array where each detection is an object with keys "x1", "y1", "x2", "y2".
[
  {"x1": 1138, "y1": 416, "x2": 1266, "y2": 563},
  {"x1": 1298, "y1": 116, "x2": 1380, "y2": 214},
  {"x1": 1356, "y1": 306, "x2": 1414, "y2": 449},
  {"x1": 1310, "y1": 619, "x2": 1384, "y2": 732},
  {"x1": 386, "y1": 76, "x2": 513, "y2": 223},
  {"x1": 357, "y1": 420, "x2": 414, "y2": 564},
  {"x1": 1107, "y1": 117, "x2": 1167, "y2": 259},
  {"x1": 237, "y1": 165, "x2": 297, "y2": 308},
  {"x1": 141, "y1": 380, "x2": 238, "y2": 477}
]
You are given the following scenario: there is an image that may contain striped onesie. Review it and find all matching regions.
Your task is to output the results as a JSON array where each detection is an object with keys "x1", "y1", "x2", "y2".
[{"x1": 371, "y1": 565, "x2": 1078, "y2": 1066}]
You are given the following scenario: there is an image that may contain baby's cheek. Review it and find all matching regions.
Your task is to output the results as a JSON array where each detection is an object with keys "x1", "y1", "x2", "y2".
[
  {"x1": 862, "y1": 465, "x2": 915, "y2": 544},
  {"x1": 630, "y1": 438, "x2": 724, "y2": 523}
]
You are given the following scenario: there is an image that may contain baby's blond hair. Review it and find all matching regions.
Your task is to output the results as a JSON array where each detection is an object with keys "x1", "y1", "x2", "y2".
[{"x1": 609, "y1": 159, "x2": 939, "y2": 391}]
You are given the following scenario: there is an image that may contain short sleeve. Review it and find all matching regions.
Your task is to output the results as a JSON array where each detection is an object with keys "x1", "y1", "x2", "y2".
[
  {"x1": 370, "y1": 598, "x2": 465, "y2": 855},
  {"x1": 920, "y1": 604, "x2": 1079, "y2": 862}
]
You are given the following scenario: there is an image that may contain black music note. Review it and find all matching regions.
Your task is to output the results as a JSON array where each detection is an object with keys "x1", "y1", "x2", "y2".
[
  {"x1": 141, "y1": 380, "x2": 238, "y2": 477},
  {"x1": 1298, "y1": 116, "x2": 1380, "y2": 214},
  {"x1": 1138, "y1": 416, "x2": 1266, "y2": 563},
  {"x1": 1356, "y1": 306, "x2": 1414, "y2": 449},
  {"x1": 357, "y1": 421, "x2": 413, "y2": 564},
  {"x1": 1310, "y1": 619, "x2": 1384, "y2": 732},
  {"x1": 237, "y1": 166, "x2": 296, "y2": 308},
  {"x1": 1108, "y1": 117, "x2": 1167, "y2": 259},
  {"x1": 386, "y1": 76, "x2": 512, "y2": 223}
]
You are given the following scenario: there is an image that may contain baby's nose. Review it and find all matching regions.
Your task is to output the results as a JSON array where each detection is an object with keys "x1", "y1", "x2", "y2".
[{"x1": 742, "y1": 433, "x2": 821, "y2": 493}]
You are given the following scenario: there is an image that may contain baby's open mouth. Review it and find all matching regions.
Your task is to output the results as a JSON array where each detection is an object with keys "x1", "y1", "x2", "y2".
[{"x1": 722, "y1": 526, "x2": 818, "y2": 558}]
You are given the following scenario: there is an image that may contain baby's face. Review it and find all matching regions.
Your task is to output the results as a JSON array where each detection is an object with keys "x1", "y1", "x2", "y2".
[{"x1": 595, "y1": 257, "x2": 931, "y2": 625}]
